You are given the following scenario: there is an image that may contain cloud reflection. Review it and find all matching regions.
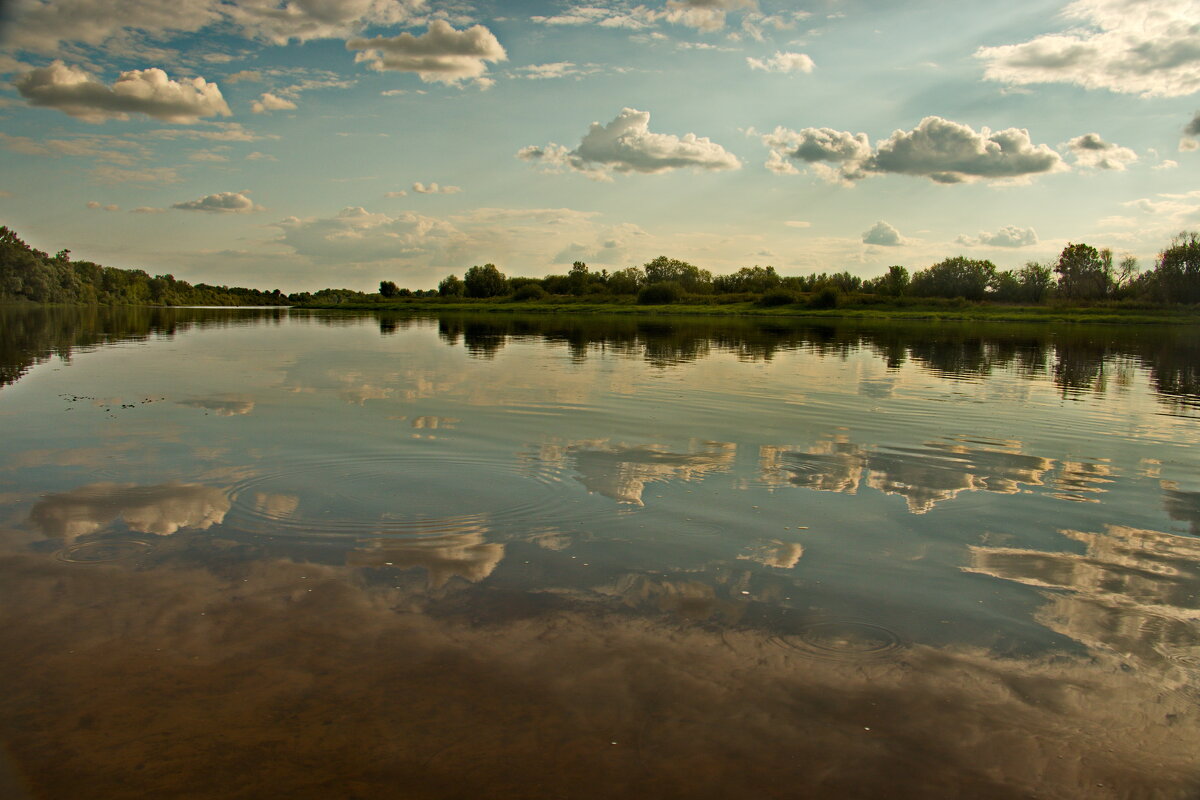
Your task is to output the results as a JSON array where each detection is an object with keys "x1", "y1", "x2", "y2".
[
  {"x1": 536, "y1": 440, "x2": 736, "y2": 505},
  {"x1": 762, "y1": 437, "x2": 1051, "y2": 513},
  {"x1": 347, "y1": 528, "x2": 504, "y2": 588},
  {"x1": 28, "y1": 482, "x2": 231, "y2": 540}
]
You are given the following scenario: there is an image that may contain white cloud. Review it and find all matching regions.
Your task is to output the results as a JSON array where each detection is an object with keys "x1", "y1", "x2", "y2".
[
  {"x1": 188, "y1": 150, "x2": 229, "y2": 162},
  {"x1": 227, "y1": 0, "x2": 427, "y2": 45},
  {"x1": 225, "y1": 70, "x2": 262, "y2": 84},
  {"x1": 762, "y1": 126, "x2": 872, "y2": 182},
  {"x1": 1154, "y1": 159, "x2": 1180, "y2": 170},
  {"x1": 862, "y1": 221, "x2": 903, "y2": 246},
  {"x1": 530, "y1": 6, "x2": 656, "y2": 29},
  {"x1": 955, "y1": 226, "x2": 1039, "y2": 247},
  {"x1": 148, "y1": 123, "x2": 278, "y2": 142},
  {"x1": 251, "y1": 92, "x2": 298, "y2": 113},
  {"x1": 975, "y1": 0, "x2": 1200, "y2": 98},
  {"x1": 412, "y1": 182, "x2": 461, "y2": 194},
  {"x1": 130, "y1": 206, "x2": 167, "y2": 214},
  {"x1": 384, "y1": 190, "x2": 408, "y2": 197},
  {"x1": 784, "y1": 220, "x2": 812, "y2": 228},
  {"x1": 86, "y1": 201, "x2": 120, "y2": 211},
  {"x1": 274, "y1": 206, "x2": 465, "y2": 265},
  {"x1": 172, "y1": 191, "x2": 263, "y2": 213},
  {"x1": 665, "y1": 0, "x2": 757, "y2": 31},
  {"x1": 14, "y1": 61, "x2": 231, "y2": 123},
  {"x1": 746, "y1": 52, "x2": 814, "y2": 74},
  {"x1": 346, "y1": 20, "x2": 507, "y2": 86},
  {"x1": 3, "y1": 0, "x2": 223, "y2": 54},
  {"x1": 519, "y1": 107, "x2": 741, "y2": 181},
  {"x1": 764, "y1": 116, "x2": 1065, "y2": 185},
  {"x1": 513, "y1": 62, "x2": 596, "y2": 80},
  {"x1": 91, "y1": 165, "x2": 182, "y2": 184},
  {"x1": 245, "y1": 151, "x2": 277, "y2": 161},
  {"x1": 1065, "y1": 133, "x2": 1138, "y2": 170},
  {"x1": 0, "y1": 132, "x2": 145, "y2": 165}
]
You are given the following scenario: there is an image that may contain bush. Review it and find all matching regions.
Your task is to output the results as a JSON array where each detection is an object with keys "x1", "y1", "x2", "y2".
[
  {"x1": 512, "y1": 283, "x2": 547, "y2": 301},
  {"x1": 756, "y1": 289, "x2": 798, "y2": 307},
  {"x1": 637, "y1": 281, "x2": 683, "y2": 305},
  {"x1": 808, "y1": 286, "x2": 840, "y2": 309}
]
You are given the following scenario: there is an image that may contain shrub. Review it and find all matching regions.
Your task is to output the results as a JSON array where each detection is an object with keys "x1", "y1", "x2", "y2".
[
  {"x1": 808, "y1": 286, "x2": 840, "y2": 309},
  {"x1": 637, "y1": 281, "x2": 683, "y2": 305},
  {"x1": 756, "y1": 289, "x2": 798, "y2": 307},
  {"x1": 512, "y1": 283, "x2": 547, "y2": 301}
]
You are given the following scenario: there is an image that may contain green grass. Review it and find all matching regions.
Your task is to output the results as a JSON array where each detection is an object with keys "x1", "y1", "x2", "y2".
[{"x1": 296, "y1": 297, "x2": 1200, "y2": 325}]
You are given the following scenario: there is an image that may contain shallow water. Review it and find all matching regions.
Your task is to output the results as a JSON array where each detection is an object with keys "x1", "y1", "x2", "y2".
[{"x1": 1, "y1": 306, "x2": 1198, "y2": 798}]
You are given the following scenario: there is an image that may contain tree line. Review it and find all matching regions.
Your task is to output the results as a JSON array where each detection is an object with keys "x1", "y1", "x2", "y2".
[
  {"x1": 2, "y1": 222, "x2": 1197, "y2": 308},
  {"x1": 0, "y1": 226, "x2": 290, "y2": 306},
  {"x1": 402, "y1": 234, "x2": 1198, "y2": 308}
]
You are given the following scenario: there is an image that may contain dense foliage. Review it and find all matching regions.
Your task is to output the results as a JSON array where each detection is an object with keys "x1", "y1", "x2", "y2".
[
  {"x1": 0, "y1": 226, "x2": 288, "y2": 306},
  {"x1": 3, "y1": 224, "x2": 1199, "y2": 309}
]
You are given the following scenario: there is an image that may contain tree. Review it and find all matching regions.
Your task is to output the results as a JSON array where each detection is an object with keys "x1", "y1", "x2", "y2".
[
  {"x1": 909, "y1": 257, "x2": 996, "y2": 300},
  {"x1": 713, "y1": 265, "x2": 781, "y2": 294},
  {"x1": 464, "y1": 263, "x2": 507, "y2": 298},
  {"x1": 438, "y1": 274, "x2": 465, "y2": 297},
  {"x1": 1016, "y1": 261, "x2": 1054, "y2": 302},
  {"x1": 379, "y1": 280, "x2": 399, "y2": 298},
  {"x1": 643, "y1": 256, "x2": 713, "y2": 293},
  {"x1": 1055, "y1": 243, "x2": 1111, "y2": 300},
  {"x1": 606, "y1": 267, "x2": 643, "y2": 295},
  {"x1": 1150, "y1": 231, "x2": 1200, "y2": 303}
]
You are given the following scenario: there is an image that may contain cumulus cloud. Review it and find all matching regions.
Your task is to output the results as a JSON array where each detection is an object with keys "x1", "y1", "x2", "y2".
[
  {"x1": 956, "y1": 226, "x2": 1039, "y2": 247},
  {"x1": 1065, "y1": 133, "x2": 1138, "y2": 170},
  {"x1": 519, "y1": 107, "x2": 741, "y2": 181},
  {"x1": 762, "y1": 126, "x2": 872, "y2": 182},
  {"x1": 412, "y1": 182, "x2": 461, "y2": 194},
  {"x1": 869, "y1": 117, "x2": 1063, "y2": 183},
  {"x1": 384, "y1": 190, "x2": 408, "y2": 197},
  {"x1": 746, "y1": 51, "x2": 814, "y2": 74},
  {"x1": 763, "y1": 116, "x2": 1064, "y2": 185},
  {"x1": 14, "y1": 61, "x2": 231, "y2": 123},
  {"x1": 975, "y1": 0, "x2": 1200, "y2": 98},
  {"x1": 171, "y1": 191, "x2": 263, "y2": 213},
  {"x1": 251, "y1": 92, "x2": 297, "y2": 113},
  {"x1": 346, "y1": 20, "x2": 507, "y2": 86},
  {"x1": 862, "y1": 221, "x2": 903, "y2": 246},
  {"x1": 86, "y1": 201, "x2": 120, "y2": 211}
]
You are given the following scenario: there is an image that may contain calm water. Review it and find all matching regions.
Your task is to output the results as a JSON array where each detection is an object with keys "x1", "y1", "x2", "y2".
[{"x1": 1, "y1": 306, "x2": 1198, "y2": 798}]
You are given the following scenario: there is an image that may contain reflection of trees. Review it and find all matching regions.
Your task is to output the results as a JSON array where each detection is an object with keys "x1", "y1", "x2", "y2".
[
  {"x1": 5, "y1": 306, "x2": 1198, "y2": 413},
  {"x1": 762, "y1": 437, "x2": 1051, "y2": 514},
  {"x1": 1162, "y1": 482, "x2": 1200, "y2": 534},
  {"x1": 0, "y1": 306, "x2": 288, "y2": 390},
  {"x1": 347, "y1": 528, "x2": 504, "y2": 588},
  {"x1": 418, "y1": 313, "x2": 1200, "y2": 412},
  {"x1": 28, "y1": 482, "x2": 231, "y2": 540},
  {"x1": 542, "y1": 440, "x2": 737, "y2": 505},
  {"x1": 967, "y1": 525, "x2": 1200, "y2": 692}
]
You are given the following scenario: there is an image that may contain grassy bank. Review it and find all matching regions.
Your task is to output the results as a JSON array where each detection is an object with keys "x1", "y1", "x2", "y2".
[{"x1": 295, "y1": 297, "x2": 1200, "y2": 325}]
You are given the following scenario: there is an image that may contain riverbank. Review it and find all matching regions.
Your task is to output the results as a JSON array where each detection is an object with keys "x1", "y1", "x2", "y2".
[{"x1": 294, "y1": 297, "x2": 1200, "y2": 325}]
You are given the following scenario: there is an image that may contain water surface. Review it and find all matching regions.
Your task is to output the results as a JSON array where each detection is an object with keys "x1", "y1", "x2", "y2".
[{"x1": 1, "y1": 306, "x2": 1198, "y2": 798}]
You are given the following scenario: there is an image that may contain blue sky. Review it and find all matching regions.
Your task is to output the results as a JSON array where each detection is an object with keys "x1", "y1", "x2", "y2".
[{"x1": 0, "y1": 0, "x2": 1197, "y2": 291}]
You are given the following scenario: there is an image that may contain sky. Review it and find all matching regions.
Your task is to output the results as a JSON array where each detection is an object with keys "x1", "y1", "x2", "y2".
[{"x1": 0, "y1": 0, "x2": 1197, "y2": 292}]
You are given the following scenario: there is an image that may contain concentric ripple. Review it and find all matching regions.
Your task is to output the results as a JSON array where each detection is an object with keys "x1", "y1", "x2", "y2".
[
  {"x1": 771, "y1": 620, "x2": 905, "y2": 661},
  {"x1": 223, "y1": 452, "x2": 592, "y2": 540},
  {"x1": 57, "y1": 538, "x2": 155, "y2": 564}
]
